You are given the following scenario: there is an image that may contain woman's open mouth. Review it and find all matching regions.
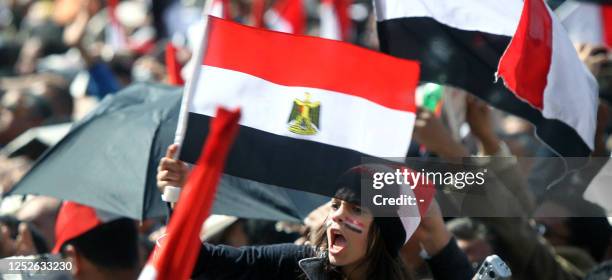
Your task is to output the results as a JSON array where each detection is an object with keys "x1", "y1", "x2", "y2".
[{"x1": 329, "y1": 229, "x2": 348, "y2": 254}]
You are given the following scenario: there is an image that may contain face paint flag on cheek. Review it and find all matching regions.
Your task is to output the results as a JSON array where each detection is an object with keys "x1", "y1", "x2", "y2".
[
  {"x1": 325, "y1": 217, "x2": 364, "y2": 234},
  {"x1": 343, "y1": 217, "x2": 365, "y2": 234}
]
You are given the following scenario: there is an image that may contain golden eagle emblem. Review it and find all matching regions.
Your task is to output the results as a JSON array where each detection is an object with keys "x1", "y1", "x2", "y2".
[{"x1": 288, "y1": 93, "x2": 321, "y2": 135}]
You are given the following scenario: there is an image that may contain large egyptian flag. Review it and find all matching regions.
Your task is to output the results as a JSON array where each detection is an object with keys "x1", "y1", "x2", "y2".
[
  {"x1": 178, "y1": 17, "x2": 420, "y2": 197},
  {"x1": 557, "y1": 0, "x2": 612, "y2": 46},
  {"x1": 375, "y1": 0, "x2": 598, "y2": 162}
]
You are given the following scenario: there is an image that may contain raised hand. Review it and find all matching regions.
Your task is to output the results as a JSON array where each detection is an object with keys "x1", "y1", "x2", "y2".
[
  {"x1": 466, "y1": 95, "x2": 501, "y2": 155},
  {"x1": 414, "y1": 109, "x2": 469, "y2": 158},
  {"x1": 156, "y1": 144, "x2": 190, "y2": 195}
]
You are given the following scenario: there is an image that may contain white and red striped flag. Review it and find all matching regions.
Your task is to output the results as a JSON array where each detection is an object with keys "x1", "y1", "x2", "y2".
[
  {"x1": 319, "y1": 0, "x2": 352, "y2": 41},
  {"x1": 138, "y1": 108, "x2": 241, "y2": 280},
  {"x1": 375, "y1": 0, "x2": 598, "y2": 164}
]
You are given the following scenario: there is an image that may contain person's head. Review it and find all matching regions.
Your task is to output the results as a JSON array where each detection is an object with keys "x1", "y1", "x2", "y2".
[
  {"x1": 447, "y1": 218, "x2": 492, "y2": 268},
  {"x1": 109, "y1": 51, "x2": 136, "y2": 86},
  {"x1": 311, "y1": 200, "x2": 410, "y2": 280},
  {"x1": 54, "y1": 202, "x2": 139, "y2": 280},
  {"x1": 0, "y1": 89, "x2": 52, "y2": 145},
  {"x1": 61, "y1": 218, "x2": 139, "y2": 280},
  {"x1": 326, "y1": 195, "x2": 375, "y2": 267},
  {"x1": 311, "y1": 165, "x2": 417, "y2": 280},
  {"x1": 32, "y1": 82, "x2": 73, "y2": 122},
  {"x1": 575, "y1": 44, "x2": 612, "y2": 104}
]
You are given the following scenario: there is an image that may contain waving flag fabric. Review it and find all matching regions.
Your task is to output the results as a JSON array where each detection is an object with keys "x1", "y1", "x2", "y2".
[
  {"x1": 497, "y1": 0, "x2": 598, "y2": 154},
  {"x1": 178, "y1": 17, "x2": 420, "y2": 197},
  {"x1": 375, "y1": 0, "x2": 598, "y2": 163}
]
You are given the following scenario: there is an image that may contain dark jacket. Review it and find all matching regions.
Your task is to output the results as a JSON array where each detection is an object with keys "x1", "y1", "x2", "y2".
[{"x1": 192, "y1": 238, "x2": 473, "y2": 280}]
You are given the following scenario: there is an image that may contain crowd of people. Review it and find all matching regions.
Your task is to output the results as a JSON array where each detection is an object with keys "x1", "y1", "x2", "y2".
[{"x1": 0, "y1": 0, "x2": 611, "y2": 279}]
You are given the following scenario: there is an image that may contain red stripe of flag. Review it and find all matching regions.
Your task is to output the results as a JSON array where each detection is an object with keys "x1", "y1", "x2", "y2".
[
  {"x1": 601, "y1": 5, "x2": 612, "y2": 47},
  {"x1": 497, "y1": 0, "x2": 551, "y2": 110},
  {"x1": 202, "y1": 17, "x2": 419, "y2": 112},
  {"x1": 144, "y1": 107, "x2": 241, "y2": 280}
]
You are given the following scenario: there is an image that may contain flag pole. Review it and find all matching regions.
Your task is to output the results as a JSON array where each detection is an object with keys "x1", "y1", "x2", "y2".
[{"x1": 163, "y1": 0, "x2": 215, "y2": 203}]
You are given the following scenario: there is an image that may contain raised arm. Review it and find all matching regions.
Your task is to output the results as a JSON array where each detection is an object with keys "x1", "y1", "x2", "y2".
[{"x1": 192, "y1": 243, "x2": 314, "y2": 279}]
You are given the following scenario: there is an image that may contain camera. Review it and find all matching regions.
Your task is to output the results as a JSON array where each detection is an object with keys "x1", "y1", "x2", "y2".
[{"x1": 473, "y1": 255, "x2": 512, "y2": 280}]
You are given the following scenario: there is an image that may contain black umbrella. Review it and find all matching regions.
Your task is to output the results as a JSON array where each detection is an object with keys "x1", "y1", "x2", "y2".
[{"x1": 7, "y1": 83, "x2": 328, "y2": 221}]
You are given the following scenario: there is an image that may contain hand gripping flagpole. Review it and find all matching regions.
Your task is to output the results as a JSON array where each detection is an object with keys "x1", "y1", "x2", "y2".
[{"x1": 162, "y1": 0, "x2": 215, "y2": 203}]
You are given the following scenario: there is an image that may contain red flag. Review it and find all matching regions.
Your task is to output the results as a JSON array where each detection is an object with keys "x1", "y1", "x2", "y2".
[
  {"x1": 498, "y1": 0, "x2": 552, "y2": 110},
  {"x1": 138, "y1": 107, "x2": 241, "y2": 280},
  {"x1": 165, "y1": 43, "x2": 185, "y2": 86},
  {"x1": 603, "y1": 5, "x2": 612, "y2": 47}
]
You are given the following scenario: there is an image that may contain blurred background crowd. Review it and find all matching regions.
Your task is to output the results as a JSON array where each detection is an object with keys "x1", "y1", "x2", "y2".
[{"x1": 0, "y1": 0, "x2": 611, "y2": 279}]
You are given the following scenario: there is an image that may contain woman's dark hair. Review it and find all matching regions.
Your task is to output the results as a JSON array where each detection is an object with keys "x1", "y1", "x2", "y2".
[
  {"x1": 305, "y1": 213, "x2": 413, "y2": 280},
  {"x1": 298, "y1": 164, "x2": 413, "y2": 279}
]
